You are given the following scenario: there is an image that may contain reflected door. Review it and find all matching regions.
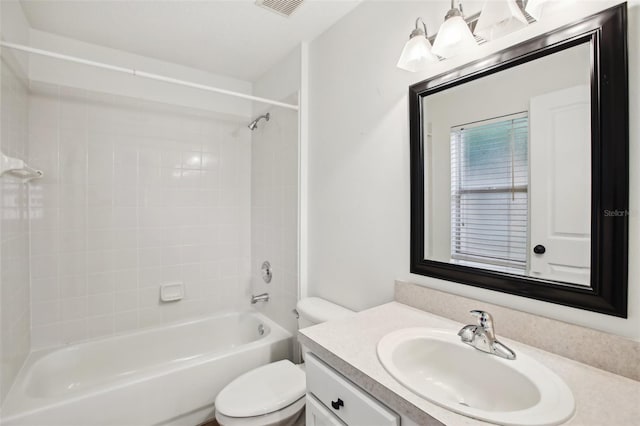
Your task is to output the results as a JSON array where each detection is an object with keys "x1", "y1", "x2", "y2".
[{"x1": 529, "y1": 85, "x2": 591, "y2": 285}]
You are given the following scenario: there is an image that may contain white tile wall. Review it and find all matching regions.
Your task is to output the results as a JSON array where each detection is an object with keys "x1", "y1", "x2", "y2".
[
  {"x1": 0, "y1": 56, "x2": 31, "y2": 403},
  {"x1": 28, "y1": 82, "x2": 252, "y2": 349},
  {"x1": 250, "y1": 106, "x2": 299, "y2": 335}
]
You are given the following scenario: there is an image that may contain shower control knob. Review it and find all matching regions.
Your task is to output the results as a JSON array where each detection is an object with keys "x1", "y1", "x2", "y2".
[
  {"x1": 533, "y1": 245, "x2": 546, "y2": 254},
  {"x1": 261, "y1": 261, "x2": 272, "y2": 283},
  {"x1": 331, "y1": 398, "x2": 344, "y2": 410}
]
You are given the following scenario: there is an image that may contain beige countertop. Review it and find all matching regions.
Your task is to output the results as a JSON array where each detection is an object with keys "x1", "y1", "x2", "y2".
[{"x1": 298, "y1": 302, "x2": 640, "y2": 426}]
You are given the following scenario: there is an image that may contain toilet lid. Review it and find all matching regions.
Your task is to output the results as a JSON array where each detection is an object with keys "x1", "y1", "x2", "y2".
[
  {"x1": 215, "y1": 360, "x2": 306, "y2": 418},
  {"x1": 297, "y1": 297, "x2": 354, "y2": 324}
]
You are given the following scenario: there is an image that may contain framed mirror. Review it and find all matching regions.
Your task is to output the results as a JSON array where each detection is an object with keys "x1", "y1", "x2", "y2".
[{"x1": 409, "y1": 4, "x2": 628, "y2": 317}]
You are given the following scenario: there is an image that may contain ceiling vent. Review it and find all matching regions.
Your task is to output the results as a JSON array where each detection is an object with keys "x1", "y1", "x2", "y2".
[{"x1": 255, "y1": 0, "x2": 304, "y2": 17}]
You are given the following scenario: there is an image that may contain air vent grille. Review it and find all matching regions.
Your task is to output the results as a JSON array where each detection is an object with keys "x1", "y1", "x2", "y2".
[{"x1": 255, "y1": 0, "x2": 304, "y2": 17}]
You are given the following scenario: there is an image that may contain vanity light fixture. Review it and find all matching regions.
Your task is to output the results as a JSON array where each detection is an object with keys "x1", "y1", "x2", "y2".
[
  {"x1": 397, "y1": 17, "x2": 438, "y2": 72},
  {"x1": 432, "y1": 0, "x2": 478, "y2": 59},
  {"x1": 474, "y1": 0, "x2": 529, "y2": 41},
  {"x1": 398, "y1": 0, "x2": 540, "y2": 72}
]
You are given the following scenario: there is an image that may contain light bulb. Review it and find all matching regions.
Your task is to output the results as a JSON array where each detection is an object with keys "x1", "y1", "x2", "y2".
[
  {"x1": 397, "y1": 35, "x2": 438, "y2": 72},
  {"x1": 475, "y1": 0, "x2": 528, "y2": 41},
  {"x1": 432, "y1": 12, "x2": 477, "y2": 59},
  {"x1": 397, "y1": 18, "x2": 438, "y2": 72},
  {"x1": 525, "y1": 0, "x2": 551, "y2": 21}
]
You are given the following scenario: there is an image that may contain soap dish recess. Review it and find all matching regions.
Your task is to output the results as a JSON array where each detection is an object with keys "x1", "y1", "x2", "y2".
[{"x1": 160, "y1": 282, "x2": 184, "y2": 302}]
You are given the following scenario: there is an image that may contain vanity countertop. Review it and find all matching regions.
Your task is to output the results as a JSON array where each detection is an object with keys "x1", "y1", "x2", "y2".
[{"x1": 298, "y1": 302, "x2": 640, "y2": 426}]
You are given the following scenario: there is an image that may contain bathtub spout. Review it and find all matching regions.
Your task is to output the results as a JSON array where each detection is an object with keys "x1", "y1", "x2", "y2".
[{"x1": 251, "y1": 293, "x2": 270, "y2": 304}]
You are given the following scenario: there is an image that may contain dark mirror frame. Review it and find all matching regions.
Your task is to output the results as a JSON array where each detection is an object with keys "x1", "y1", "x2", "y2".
[{"x1": 409, "y1": 3, "x2": 629, "y2": 317}]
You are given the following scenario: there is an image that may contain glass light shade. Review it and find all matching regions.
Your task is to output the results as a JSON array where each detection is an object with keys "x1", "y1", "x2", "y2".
[
  {"x1": 397, "y1": 36, "x2": 438, "y2": 72},
  {"x1": 475, "y1": 0, "x2": 528, "y2": 41},
  {"x1": 432, "y1": 15, "x2": 477, "y2": 59},
  {"x1": 525, "y1": 0, "x2": 551, "y2": 21}
]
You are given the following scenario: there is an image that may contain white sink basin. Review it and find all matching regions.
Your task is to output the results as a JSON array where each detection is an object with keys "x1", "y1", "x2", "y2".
[{"x1": 377, "y1": 328, "x2": 575, "y2": 426}]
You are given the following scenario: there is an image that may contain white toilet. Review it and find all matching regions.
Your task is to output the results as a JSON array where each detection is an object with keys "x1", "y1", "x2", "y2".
[{"x1": 214, "y1": 297, "x2": 354, "y2": 426}]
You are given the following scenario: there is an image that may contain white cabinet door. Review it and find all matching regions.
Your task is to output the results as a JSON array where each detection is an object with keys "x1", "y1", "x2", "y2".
[
  {"x1": 529, "y1": 85, "x2": 591, "y2": 285},
  {"x1": 306, "y1": 394, "x2": 347, "y2": 426},
  {"x1": 306, "y1": 354, "x2": 399, "y2": 426}
]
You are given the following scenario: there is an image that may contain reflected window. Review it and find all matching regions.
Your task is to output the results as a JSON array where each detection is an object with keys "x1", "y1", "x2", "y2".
[{"x1": 450, "y1": 113, "x2": 528, "y2": 274}]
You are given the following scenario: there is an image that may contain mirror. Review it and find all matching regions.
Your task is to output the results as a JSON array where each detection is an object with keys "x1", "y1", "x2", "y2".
[
  {"x1": 409, "y1": 4, "x2": 628, "y2": 317},
  {"x1": 424, "y1": 43, "x2": 592, "y2": 285}
]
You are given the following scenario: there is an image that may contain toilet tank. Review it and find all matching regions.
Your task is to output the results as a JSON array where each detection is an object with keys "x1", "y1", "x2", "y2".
[{"x1": 296, "y1": 297, "x2": 354, "y2": 329}]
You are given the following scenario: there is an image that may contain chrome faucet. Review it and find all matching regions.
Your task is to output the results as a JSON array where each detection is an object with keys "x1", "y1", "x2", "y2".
[
  {"x1": 457, "y1": 310, "x2": 516, "y2": 360},
  {"x1": 251, "y1": 293, "x2": 270, "y2": 304}
]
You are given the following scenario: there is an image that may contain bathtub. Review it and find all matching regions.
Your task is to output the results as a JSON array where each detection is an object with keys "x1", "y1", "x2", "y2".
[{"x1": 1, "y1": 311, "x2": 292, "y2": 426}]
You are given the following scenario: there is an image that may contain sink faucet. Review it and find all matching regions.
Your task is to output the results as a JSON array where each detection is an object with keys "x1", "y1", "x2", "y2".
[
  {"x1": 251, "y1": 293, "x2": 269, "y2": 304},
  {"x1": 457, "y1": 310, "x2": 516, "y2": 360}
]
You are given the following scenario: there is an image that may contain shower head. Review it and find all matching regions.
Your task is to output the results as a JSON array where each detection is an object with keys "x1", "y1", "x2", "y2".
[{"x1": 248, "y1": 112, "x2": 270, "y2": 131}]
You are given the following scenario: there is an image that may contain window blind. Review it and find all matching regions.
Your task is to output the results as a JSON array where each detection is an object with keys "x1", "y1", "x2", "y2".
[{"x1": 450, "y1": 113, "x2": 529, "y2": 273}]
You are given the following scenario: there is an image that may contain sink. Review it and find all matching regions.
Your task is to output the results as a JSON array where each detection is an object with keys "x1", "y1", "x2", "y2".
[{"x1": 377, "y1": 328, "x2": 575, "y2": 426}]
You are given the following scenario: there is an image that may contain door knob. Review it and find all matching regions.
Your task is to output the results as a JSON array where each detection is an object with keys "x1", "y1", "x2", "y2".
[{"x1": 533, "y1": 245, "x2": 546, "y2": 254}]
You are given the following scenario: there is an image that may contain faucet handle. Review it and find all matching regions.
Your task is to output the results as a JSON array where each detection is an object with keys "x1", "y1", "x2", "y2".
[{"x1": 469, "y1": 310, "x2": 495, "y2": 338}]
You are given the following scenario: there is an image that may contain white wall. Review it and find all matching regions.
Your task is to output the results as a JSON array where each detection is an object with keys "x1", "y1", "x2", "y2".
[
  {"x1": 252, "y1": 47, "x2": 301, "y2": 115},
  {"x1": 0, "y1": 3, "x2": 260, "y2": 351},
  {"x1": 250, "y1": 48, "x2": 301, "y2": 337},
  {"x1": 0, "y1": 54, "x2": 31, "y2": 405},
  {"x1": 0, "y1": 0, "x2": 306, "y2": 356},
  {"x1": 0, "y1": 0, "x2": 30, "y2": 74},
  {"x1": 27, "y1": 82, "x2": 252, "y2": 349},
  {"x1": 0, "y1": 0, "x2": 31, "y2": 405},
  {"x1": 249, "y1": 102, "x2": 299, "y2": 335},
  {"x1": 307, "y1": 0, "x2": 640, "y2": 339}
]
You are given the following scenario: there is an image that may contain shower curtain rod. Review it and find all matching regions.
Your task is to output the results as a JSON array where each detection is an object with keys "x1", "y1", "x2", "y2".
[{"x1": 0, "y1": 41, "x2": 299, "y2": 111}]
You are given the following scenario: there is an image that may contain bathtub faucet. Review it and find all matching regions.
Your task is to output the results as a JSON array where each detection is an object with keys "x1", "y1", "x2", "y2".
[{"x1": 251, "y1": 293, "x2": 270, "y2": 304}]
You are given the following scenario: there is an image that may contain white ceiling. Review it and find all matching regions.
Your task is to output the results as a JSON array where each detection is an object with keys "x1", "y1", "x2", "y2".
[{"x1": 19, "y1": 0, "x2": 362, "y2": 81}]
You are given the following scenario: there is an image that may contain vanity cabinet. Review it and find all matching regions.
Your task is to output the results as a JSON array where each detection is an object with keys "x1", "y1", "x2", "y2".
[
  {"x1": 305, "y1": 353, "x2": 399, "y2": 426},
  {"x1": 306, "y1": 394, "x2": 346, "y2": 426}
]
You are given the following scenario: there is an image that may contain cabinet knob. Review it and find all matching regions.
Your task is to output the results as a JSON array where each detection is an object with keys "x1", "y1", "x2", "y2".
[{"x1": 331, "y1": 398, "x2": 344, "y2": 410}]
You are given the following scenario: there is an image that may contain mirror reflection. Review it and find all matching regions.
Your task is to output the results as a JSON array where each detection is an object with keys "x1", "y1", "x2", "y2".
[{"x1": 423, "y1": 42, "x2": 592, "y2": 286}]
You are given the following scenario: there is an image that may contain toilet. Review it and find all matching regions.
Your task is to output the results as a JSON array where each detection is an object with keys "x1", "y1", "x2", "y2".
[{"x1": 214, "y1": 297, "x2": 354, "y2": 426}]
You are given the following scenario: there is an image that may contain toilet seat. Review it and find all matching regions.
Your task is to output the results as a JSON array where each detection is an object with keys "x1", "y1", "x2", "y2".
[{"x1": 215, "y1": 360, "x2": 306, "y2": 421}]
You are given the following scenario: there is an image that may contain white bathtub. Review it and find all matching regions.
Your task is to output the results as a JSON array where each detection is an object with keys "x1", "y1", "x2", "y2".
[{"x1": 2, "y1": 311, "x2": 292, "y2": 426}]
